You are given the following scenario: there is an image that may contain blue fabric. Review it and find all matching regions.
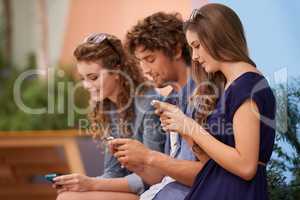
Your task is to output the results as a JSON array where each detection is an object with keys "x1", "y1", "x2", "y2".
[
  {"x1": 163, "y1": 78, "x2": 196, "y2": 157},
  {"x1": 154, "y1": 181, "x2": 192, "y2": 200},
  {"x1": 152, "y1": 78, "x2": 197, "y2": 200},
  {"x1": 98, "y1": 88, "x2": 166, "y2": 195},
  {"x1": 185, "y1": 72, "x2": 276, "y2": 200}
]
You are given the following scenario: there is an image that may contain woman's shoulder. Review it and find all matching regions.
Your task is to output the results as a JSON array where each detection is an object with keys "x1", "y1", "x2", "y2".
[
  {"x1": 227, "y1": 71, "x2": 270, "y2": 96},
  {"x1": 225, "y1": 71, "x2": 275, "y2": 119}
]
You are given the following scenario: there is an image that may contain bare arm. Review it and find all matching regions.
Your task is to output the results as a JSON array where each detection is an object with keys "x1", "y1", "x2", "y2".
[
  {"x1": 90, "y1": 177, "x2": 132, "y2": 192},
  {"x1": 130, "y1": 165, "x2": 164, "y2": 185},
  {"x1": 146, "y1": 151, "x2": 208, "y2": 186},
  {"x1": 129, "y1": 145, "x2": 209, "y2": 186},
  {"x1": 53, "y1": 174, "x2": 133, "y2": 193},
  {"x1": 189, "y1": 100, "x2": 260, "y2": 181},
  {"x1": 113, "y1": 139, "x2": 208, "y2": 187}
]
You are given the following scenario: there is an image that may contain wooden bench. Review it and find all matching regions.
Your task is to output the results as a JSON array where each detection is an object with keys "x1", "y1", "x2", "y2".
[{"x1": 0, "y1": 130, "x2": 85, "y2": 200}]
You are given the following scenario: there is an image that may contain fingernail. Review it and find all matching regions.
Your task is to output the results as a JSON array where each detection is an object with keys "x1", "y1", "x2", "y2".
[{"x1": 151, "y1": 100, "x2": 157, "y2": 106}]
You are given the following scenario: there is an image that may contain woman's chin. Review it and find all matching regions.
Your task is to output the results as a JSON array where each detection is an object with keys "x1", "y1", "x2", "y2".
[
  {"x1": 203, "y1": 66, "x2": 216, "y2": 74},
  {"x1": 91, "y1": 96, "x2": 105, "y2": 102},
  {"x1": 203, "y1": 66, "x2": 211, "y2": 73}
]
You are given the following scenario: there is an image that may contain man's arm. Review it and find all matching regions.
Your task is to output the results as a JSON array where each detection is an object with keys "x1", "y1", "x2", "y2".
[
  {"x1": 146, "y1": 151, "x2": 206, "y2": 186},
  {"x1": 130, "y1": 164, "x2": 164, "y2": 186},
  {"x1": 112, "y1": 139, "x2": 208, "y2": 187}
]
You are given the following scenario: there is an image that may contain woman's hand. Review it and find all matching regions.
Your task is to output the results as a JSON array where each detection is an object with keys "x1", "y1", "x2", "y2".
[
  {"x1": 152, "y1": 100, "x2": 210, "y2": 162},
  {"x1": 152, "y1": 100, "x2": 199, "y2": 137},
  {"x1": 53, "y1": 174, "x2": 95, "y2": 193},
  {"x1": 181, "y1": 134, "x2": 210, "y2": 163}
]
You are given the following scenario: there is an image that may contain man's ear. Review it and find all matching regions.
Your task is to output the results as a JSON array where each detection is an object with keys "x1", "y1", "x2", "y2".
[
  {"x1": 114, "y1": 74, "x2": 120, "y2": 80},
  {"x1": 174, "y1": 44, "x2": 182, "y2": 60}
]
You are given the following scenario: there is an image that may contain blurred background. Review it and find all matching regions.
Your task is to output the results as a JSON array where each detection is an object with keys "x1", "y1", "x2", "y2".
[{"x1": 0, "y1": 0, "x2": 299, "y2": 200}]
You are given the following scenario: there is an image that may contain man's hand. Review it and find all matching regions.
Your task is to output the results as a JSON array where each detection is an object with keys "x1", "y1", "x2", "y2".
[{"x1": 110, "y1": 139, "x2": 151, "y2": 168}]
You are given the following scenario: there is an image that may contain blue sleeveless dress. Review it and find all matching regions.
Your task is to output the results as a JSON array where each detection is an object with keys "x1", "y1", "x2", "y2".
[{"x1": 185, "y1": 72, "x2": 276, "y2": 200}]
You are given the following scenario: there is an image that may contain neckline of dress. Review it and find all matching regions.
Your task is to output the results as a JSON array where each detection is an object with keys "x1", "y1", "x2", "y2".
[{"x1": 223, "y1": 71, "x2": 262, "y2": 94}]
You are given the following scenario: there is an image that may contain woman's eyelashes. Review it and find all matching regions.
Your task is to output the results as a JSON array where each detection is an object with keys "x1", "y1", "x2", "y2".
[
  {"x1": 193, "y1": 44, "x2": 200, "y2": 49},
  {"x1": 89, "y1": 76, "x2": 98, "y2": 81},
  {"x1": 87, "y1": 74, "x2": 99, "y2": 81}
]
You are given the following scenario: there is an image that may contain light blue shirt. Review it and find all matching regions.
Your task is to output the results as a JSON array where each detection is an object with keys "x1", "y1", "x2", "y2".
[
  {"x1": 97, "y1": 88, "x2": 166, "y2": 195},
  {"x1": 141, "y1": 78, "x2": 197, "y2": 200}
]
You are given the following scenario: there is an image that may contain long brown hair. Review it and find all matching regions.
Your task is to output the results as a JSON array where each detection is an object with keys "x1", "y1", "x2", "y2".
[
  {"x1": 74, "y1": 33, "x2": 148, "y2": 139},
  {"x1": 184, "y1": 3, "x2": 256, "y2": 125}
]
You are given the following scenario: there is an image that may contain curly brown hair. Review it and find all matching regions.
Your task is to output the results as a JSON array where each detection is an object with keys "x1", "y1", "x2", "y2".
[
  {"x1": 74, "y1": 33, "x2": 148, "y2": 140},
  {"x1": 125, "y1": 12, "x2": 191, "y2": 65}
]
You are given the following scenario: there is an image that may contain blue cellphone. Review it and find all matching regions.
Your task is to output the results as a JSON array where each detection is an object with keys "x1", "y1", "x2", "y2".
[{"x1": 44, "y1": 173, "x2": 63, "y2": 183}]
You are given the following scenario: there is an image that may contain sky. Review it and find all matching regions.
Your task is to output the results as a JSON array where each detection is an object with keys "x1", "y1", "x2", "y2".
[{"x1": 211, "y1": 0, "x2": 300, "y2": 82}]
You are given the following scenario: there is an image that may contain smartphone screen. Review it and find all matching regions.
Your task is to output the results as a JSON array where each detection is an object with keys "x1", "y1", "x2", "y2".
[{"x1": 44, "y1": 173, "x2": 63, "y2": 183}]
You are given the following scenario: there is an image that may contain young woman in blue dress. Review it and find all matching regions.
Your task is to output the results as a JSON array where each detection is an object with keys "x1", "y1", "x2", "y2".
[{"x1": 153, "y1": 3, "x2": 276, "y2": 200}]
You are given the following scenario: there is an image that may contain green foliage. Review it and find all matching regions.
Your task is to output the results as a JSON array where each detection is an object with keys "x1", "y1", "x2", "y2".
[
  {"x1": 0, "y1": 63, "x2": 89, "y2": 131},
  {"x1": 268, "y1": 159, "x2": 293, "y2": 200},
  {"x1": 268, "y1": 79, "x2": 300, "y2": 199}
]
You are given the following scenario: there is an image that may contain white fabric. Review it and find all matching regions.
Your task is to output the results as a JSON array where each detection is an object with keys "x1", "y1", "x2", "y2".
[{"x1": 169, "y1": 131, "x2": 179, "y2": 157}]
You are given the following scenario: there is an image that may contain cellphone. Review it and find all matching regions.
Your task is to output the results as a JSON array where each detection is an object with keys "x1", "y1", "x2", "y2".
[
  {"x1": 151, "y1": 100, "x2": 160, "y2": 107},
  {"x1": 103, "y1": 136, "x2": 115, "y2": 142},
  {"x1": 44, "y1": 173, "x2": 63, "y2": 183}
]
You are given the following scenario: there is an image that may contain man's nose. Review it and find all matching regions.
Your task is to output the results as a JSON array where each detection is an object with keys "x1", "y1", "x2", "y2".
[{"x1": 141, "y1": 63, "x2": 151, "y2": 74}]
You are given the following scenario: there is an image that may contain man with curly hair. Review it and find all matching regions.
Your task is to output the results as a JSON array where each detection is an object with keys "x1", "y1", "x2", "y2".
[{"x1": 111, "y1": 12, "x2": 206, "y2": 200}]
